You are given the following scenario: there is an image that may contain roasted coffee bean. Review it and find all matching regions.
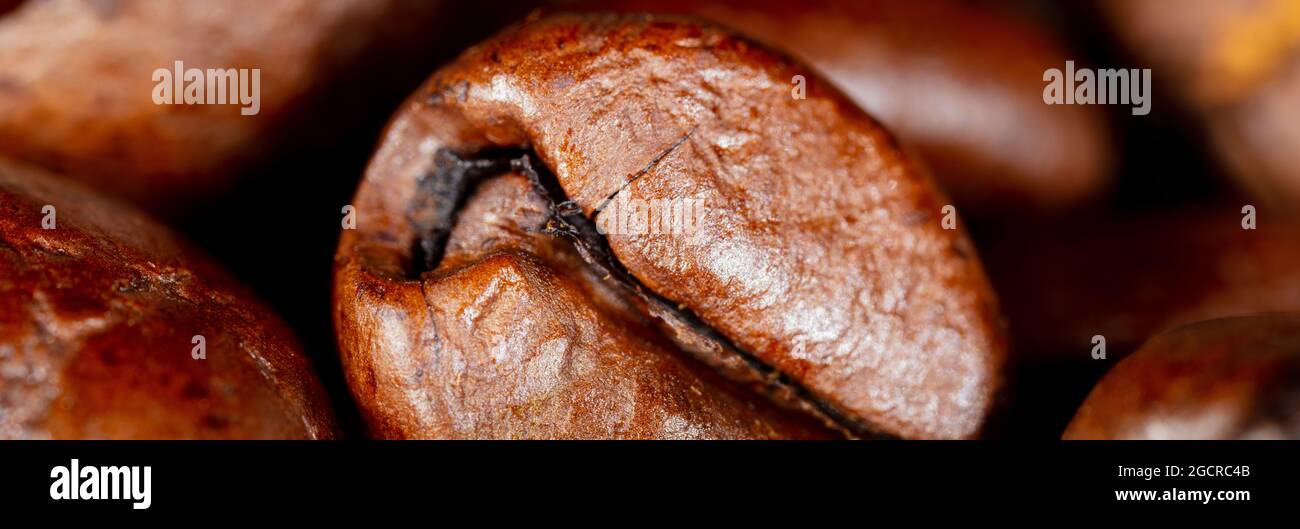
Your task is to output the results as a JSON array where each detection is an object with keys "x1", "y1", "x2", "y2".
[
  {"x1": 1065, "y1": 314, "x2": 1300, "y2": 440},
  {"x1": 0, "y1": 157, "x2": 338, "y2": 439},
  {"x1": 0, "y1": 0, "x2": 532, "y2": 214},
  {"x1": 1101, "y1": 0, "x2": 1300, "y2": 211},
  {"x1": 560, "y1": 0, "x2": 1113, "y2": 216},
  {"x1": 334, "y1": 13, "x2": 1007, "y2": 439},
  {"x1": 986, "y1": 206, "x2": 1300, "y2": 362},
  {"x1": 338, "y1": 170, "x2": 833, "y2": 439}
]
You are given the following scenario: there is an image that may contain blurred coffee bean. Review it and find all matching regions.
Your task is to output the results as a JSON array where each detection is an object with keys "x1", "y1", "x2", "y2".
[
  {"x1": 1065, "y1": 314, "x2": 1300, "y2": 440},
  {"x1": 0, "y1": 156, "x2": 338, "y2": 439},
  {"x1": 1101, "y1": 0, "x2": 1300, "y2": 211},
  {"x1": 0, "y1": 0, "x2": 534, "y2": 215}
]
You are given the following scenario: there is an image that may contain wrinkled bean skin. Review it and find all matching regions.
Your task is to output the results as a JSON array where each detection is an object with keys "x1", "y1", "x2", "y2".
[
  {"x1": 335, "y1": 14, "x2": 1007, "y2": 439},
  {"x1": 340, "y1": 172, "x2": 833, "y2": 439},
  {"x1": 1065, "y1": 314, "x2": 1300, "y2": 440},
  {"x1": 559, "y1": 0, "x2": 1113, "y2": 216},
  {"x1": 0, "y1": 157, "x2": 339, "y2": 439}
]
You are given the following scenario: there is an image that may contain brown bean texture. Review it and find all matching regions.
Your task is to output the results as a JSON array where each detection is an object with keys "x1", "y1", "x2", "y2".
[
  {"x1": 563, "y1": 0, "x2": 1113, "y2": 216},
  {"x1": 0, "y1": 157, "x2": 338, "y2": 439},
  {"x1": 334, "y1": 13, "x2": 1007, "y2": 439},
  {"x1": 1065, "y1": 314, "x2": 1300, "y2": 440}
]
